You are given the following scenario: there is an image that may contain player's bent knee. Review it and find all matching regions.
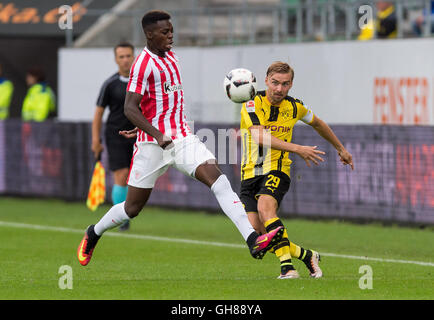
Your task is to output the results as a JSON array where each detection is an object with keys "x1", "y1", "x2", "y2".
[
  {"x1": 258, "y1": 196, "x2": 278, "y2": 215},
  {"x1": 195, "y1": 162, "x2": 223, "y2": 188},
  {"x1": 124, "y1": 201, "x2": 144, "y2": 218}
]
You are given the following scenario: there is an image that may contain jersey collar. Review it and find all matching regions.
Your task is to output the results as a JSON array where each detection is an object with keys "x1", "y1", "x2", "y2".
[{"x1": 119, "y1": 74, "x2": 129, "y2": 83}]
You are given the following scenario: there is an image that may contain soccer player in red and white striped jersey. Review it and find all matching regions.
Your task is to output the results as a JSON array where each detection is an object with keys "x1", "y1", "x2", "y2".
[
  {"x1": 77, "y1": 10, "x2": 285, "y2": 267},
  {"x1": 127, "y1": 46, "x2": 190, "y2": 144}
]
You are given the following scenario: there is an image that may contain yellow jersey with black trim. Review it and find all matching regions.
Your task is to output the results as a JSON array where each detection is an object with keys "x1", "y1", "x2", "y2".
[{"x1": 240, "y1": 90, "x2": 315, "y2": 180}]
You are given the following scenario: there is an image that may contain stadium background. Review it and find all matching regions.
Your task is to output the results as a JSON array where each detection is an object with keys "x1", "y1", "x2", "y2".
[{"x1": 0, "y1": 0, "x2": 433, "y2": 224}]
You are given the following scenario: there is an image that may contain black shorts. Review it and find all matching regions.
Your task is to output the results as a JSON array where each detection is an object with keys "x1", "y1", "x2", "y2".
[
  {"x1": 240, "y1": 170, "x2": 291, "y2": 213},
  {"x1": 105, "y1": 129, "x2": 135, "y2": 171}
]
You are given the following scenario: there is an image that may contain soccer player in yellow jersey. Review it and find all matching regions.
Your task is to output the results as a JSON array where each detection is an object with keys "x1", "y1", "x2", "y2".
[{"x1": 239, "y1": 61, "x2": 354, "y2": 279}]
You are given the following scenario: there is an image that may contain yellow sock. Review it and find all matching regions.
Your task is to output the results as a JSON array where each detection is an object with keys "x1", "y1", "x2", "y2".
[
  {"x1": 264, "y1": 217, "x2": 293, "y2": 263},
  {"x1": 275, "y1": 246, "x2": 291, "y2": 261},
  {"x1": 264, "y1": 218, "x2": 308, "y2": 261},
  {"x1": 264, "y1": 218, "x2": 282, "y2": 254},
  {"x1": 289, "y1": 241, "x2": 302, "y2": 259},
  {"x1": 263, "y1": 217, "x2": 279, "y2": 230},
  {"x1": 275, "y1": 228, "x2": 291, "y2": 261}
]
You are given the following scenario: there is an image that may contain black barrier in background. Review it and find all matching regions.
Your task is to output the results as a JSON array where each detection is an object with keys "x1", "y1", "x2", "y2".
[
  {"x1": 3, "y1": 119, "x2": 93, "y2": 200},
  {"x1": 0, "y1": 120, "x2": 433, "y2": 225}
]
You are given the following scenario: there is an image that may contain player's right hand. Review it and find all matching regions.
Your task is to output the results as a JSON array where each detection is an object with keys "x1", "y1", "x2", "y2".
[
  {"x1": 91, "y1": 141, "x2": 104, "y2": 160},
  {"x1": 297, "y1": 145, "x2": 325, "y2": 167},
  {"x1": 338, "y1": 149, "x2": 354, "y2": 170},
  {"x1": 157, "y1": 134, "x2": 174, "y2": 150}
]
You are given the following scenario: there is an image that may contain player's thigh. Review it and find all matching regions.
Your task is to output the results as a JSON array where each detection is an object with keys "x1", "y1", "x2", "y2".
[
  {"x1": 256, "y1": 170, "x2": 291, "y2": 205},
  {"x1": 257, "y1": 195, "x2": 279, "y2": 222},
  {"x1": 256, "y1": 170, "x2": 291, "y2": 220},
  {"x1": 172, "y1": 135, "x2": 216, "y2": 182},
  {"x1": 239, "y1": 175, "x2": 261, "y2": 213},
  {"x1": 128, "y1": 142, "x2": 170, "y2": 189},
  {"x1": 240, "y1": 178, "x2": 267, "y2": 233}
]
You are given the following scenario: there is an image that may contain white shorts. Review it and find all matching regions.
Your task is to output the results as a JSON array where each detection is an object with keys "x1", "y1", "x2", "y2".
[{"x1": 127, "y1": 134, "x2": 216, "y2": 188}]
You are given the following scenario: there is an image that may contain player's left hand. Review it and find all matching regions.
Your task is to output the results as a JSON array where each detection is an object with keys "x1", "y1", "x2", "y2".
[
  {"x1": 119, "y1": 127, "x2": 138, "y2": 139},
  {"x1": 338, "y1": 149, "x2": 354, "y2": 170}
]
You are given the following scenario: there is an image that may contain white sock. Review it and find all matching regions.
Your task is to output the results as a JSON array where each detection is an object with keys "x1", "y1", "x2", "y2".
[
  {"x1": 94, "y1": 202, "x2": 130, "y2": 236},
  {"x1": 211, "y1": 174, "x2": 256, "y2": 241}
]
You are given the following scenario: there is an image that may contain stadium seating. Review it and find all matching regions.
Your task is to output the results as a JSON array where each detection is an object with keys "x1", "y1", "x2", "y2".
[{"x1": 74, "y1": 0, "x2": 432, "y2": 47}]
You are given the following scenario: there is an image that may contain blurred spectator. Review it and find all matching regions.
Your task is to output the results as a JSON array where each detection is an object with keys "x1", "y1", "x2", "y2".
[
  {"x1": 22, "y1": 67, "x2": 56, "y2": 122},
  {"x1": 358, "y1": 1, "x2": 397, "y2": 40},
  {"x1": 413, "y1": 0, "x2": 434, "y2": 36},
  {"x1": 0, "y1": 63, "x2": 14, "y2": 120}
]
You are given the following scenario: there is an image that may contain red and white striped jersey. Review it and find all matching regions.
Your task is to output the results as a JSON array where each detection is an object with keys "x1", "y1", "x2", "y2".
[{"x1": 127, "y1": 47, "x2": 191, "y2": 143}]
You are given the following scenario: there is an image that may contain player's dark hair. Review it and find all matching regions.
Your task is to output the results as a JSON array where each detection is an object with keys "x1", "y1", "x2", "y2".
[
  {"x1": 27, "y1": 66, "x2": 46, "y2": 82},
  {"x1": 114, "y1": 42, "x2": 134, "y2": 55},
  {"x1": 141, "y1": 10, "x2": 171, "y2": 31},
  {"x1": 266, "y1": 61, "x2": 294, "y2": 82}
]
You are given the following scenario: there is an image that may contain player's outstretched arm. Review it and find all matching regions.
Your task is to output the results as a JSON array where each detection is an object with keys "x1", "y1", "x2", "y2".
[
  {"x1": 124, "y1": 92, "x2": 173, "y2": 149},
  {"x1": 249, "y1": 125, "x2": 325, "y2": 167},
  {"x1": 309, "y1": 116, "x2": 354, "y2": 170}
]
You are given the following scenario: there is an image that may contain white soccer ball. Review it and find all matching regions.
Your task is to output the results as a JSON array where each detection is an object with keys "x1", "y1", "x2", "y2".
[{"x1": 224, "y1": 68, "x2": 257, "y2": 103}]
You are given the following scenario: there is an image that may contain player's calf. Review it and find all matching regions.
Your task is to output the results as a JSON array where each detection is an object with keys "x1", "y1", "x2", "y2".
[{"x1": 123, "y1": 187, "x2": 152, "y2": 218}]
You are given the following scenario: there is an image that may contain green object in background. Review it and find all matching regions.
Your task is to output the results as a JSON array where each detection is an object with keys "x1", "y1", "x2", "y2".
[
  {"x1": 22, "y1": 82, "x2": 55, "y2": 122},
  {"x1": 0, "y1": 78, "x2": 13, "y2": 120}
]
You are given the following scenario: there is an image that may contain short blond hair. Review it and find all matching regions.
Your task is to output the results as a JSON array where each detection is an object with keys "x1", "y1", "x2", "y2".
[{"x1": 266, "y1": 61, "x2": 294, "y2": 82}]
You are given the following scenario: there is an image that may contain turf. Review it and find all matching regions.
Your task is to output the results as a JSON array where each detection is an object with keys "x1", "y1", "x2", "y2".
[{"x1": 0, "y1": 197, "x2": 433, "y2": 300}]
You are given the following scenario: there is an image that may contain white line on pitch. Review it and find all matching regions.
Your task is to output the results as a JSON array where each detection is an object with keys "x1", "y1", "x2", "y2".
[{"x1": 1, "y1": 220, "x2": 433, "y2": 267}]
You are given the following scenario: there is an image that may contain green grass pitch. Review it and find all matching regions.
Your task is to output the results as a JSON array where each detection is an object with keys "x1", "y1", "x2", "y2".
[{"x1": 0, "y1": 197, "x2": 433, "y2": 300}]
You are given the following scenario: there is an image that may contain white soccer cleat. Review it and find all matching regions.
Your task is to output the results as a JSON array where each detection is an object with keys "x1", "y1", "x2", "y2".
[
  {"x1": 305, "y1": 251, "x2": 323, "y2": 278},
  {"x1": 277, "y1": 270, "x2": 300, "y2": 279}
]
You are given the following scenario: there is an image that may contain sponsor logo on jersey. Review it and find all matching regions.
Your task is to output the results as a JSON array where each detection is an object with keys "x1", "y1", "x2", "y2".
[
  {"x1": 280, "y1": 110, "x2": 291, "y2": 119},
  {"x1": 246, "y1": 100, "x2": 255, "y2": 113},
  {"x1": 264, "y1": 125, "x2": 291, "y2": 133},
  {"x1": 164, "y1": 82, "x2": 183, "y2": 94}
]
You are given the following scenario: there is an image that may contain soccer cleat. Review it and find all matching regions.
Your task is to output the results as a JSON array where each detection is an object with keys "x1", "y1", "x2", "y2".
[
  {"x1": 304, "y1": 250, "x2": 323, "y2": 278},
  {"x1": 277, "y1": 269, "x2": 300, "y2": 279},
  {"x1": 250, "y1": 226, "x2": 284, "y2": 259},
  {"x1": 77, "y1": 225, "x2": 100, "y2": 266}
]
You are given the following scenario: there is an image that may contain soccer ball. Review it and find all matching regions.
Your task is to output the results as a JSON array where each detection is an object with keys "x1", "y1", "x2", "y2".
[{"x1": 224, "y1": 68, "x2": 257, "y2": 103}]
